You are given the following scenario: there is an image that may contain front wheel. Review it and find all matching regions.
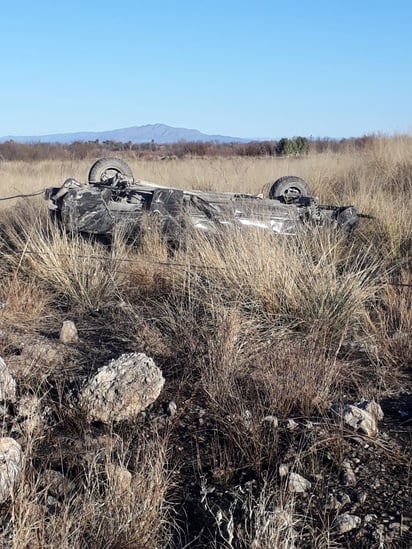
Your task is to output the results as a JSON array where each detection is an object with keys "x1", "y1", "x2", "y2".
[
  {"x1": 269, "y1": 176, "x2": 310, "y2": 203},
  {"x1": 88, "y1": 157, "x2": 134, "y2": 186}
]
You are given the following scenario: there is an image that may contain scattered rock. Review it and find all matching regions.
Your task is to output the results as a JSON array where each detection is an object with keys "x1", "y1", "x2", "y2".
[
  {"x1": 167, "y1": 401, "x2": 177, "y2": 417},
  {"x1": 262, "y1": 415, "x2": 279, "y2": 428},
  {"x1": 344, "y1": 405, "x2": 377, "y2": 437},
  {"x1": 357, "y1": 400, "x2": 384, "y2": 421},
  {"x1": 197, "y1": 408, "x2": 206, "y2": 426},
  {"x1": 6, "y1": 337, "x2": 77, "y2": 383},
  {"x1": 0, "y1": 356, "x2": 16, "y2": 403},
  {"x1": 278, "y1": 464, "x2": 289, "y2": 478},
  {"x1": 107, "y1": 463, "x2": 132, "y2": 495},
  {"x1": 0, "y1": 438, "x2": 24, "y2": 503},
  {"x1": 16, "y1": 394, "x2": 43, "y2": 437},
  {"x1": 59, "y1": 320, "x2": 79, "y2": 344},
  {"x1": 39, "y1": 469, "x2": 74, "y2": 499},
  {"x1": 342, "y1": 459, "x2": 357, "y2": 486},
  {"x1": 286, "y1": 418, "x2": 299, "y2": 431},
  {"x1": 17, "y1": 394, "x2": 40, "y2": 418},
  {"x1": 327, "y1": 492, "x2": 352, "y2": 511},
  {"x1": 332, "y1": 400, "x2": 383, "y2": 437},
  {"x1": 46, "y1": 495, "x2": 60, "y2": 512},
  {"x1": 335, "y1": 513, "x2": 361, "y2": 534},
  {"x1": 326, "y1": 494, "x2": 340, "y2": 511},
  {"x1": 338, "y1": 493, "x2": 351, "y2": 508},
  {"x1": 287, "y1": 472, "x2": 311, "y2": 493},
  {"x1": 364, "y1": 513, "x2": 377, "y2": 524},
  {"x1": 81, "y1": 352, "x2": 165, "y2": 423}
]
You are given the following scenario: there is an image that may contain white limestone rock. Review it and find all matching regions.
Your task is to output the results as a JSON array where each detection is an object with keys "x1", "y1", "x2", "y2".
[{"x1": 81, "y1": 352, "x2": 165, "y2": 424}]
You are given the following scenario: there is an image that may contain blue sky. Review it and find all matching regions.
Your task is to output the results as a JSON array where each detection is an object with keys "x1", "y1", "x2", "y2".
[{"x1": 1, "y1": 0, "x2": 411, "y2": 139}]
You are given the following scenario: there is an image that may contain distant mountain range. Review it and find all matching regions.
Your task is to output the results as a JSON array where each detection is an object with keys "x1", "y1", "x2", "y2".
[{"x1": 0, "y1": 123, "x2": 252, "y2": 145}]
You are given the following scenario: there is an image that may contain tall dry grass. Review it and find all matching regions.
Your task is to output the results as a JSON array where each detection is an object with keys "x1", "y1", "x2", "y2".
[
  {"x1": 178, "y1": 227, "x2": 382, "y2": 338},
  {"x1": 8, "y1": 430, "x2": 175, "y2": 549},
  {"x1": 0, "y1": 204, "x2": 130, "y2": 312}
]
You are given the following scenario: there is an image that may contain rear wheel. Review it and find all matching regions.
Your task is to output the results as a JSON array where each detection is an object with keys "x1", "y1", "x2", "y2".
[
  {"x1": 269, "y1": 176, "x2": 310, "y2": 203},
  {"x1": 88, "y1": 157, "x2": 134, "y2": 186}
]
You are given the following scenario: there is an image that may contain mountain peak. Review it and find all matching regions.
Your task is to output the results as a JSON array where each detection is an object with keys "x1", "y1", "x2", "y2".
[{"x1": 0, "y1": 124, "x2": 249, "y2": 144}]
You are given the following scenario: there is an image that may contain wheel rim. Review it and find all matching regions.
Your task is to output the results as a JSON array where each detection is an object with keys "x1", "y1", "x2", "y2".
[
  {"x1": 100, "y1": 168, "x2": 124, "y2": 182},
  {"x1": 283, "y1": 186, "x2": 303, "y2": 199}
]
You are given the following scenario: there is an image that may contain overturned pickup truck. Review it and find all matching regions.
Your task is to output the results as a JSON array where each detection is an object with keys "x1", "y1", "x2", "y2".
[{"x1": 45, "y1": 157, "x2": 364, "y2": 243}]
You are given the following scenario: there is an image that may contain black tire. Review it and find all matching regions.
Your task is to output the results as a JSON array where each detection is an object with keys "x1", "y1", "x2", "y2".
[
  {"x1": 88, "y1": 157, "x2": 134, "y2": 185},
  {"x1": 269, "y1": 176, "x2": 310, "y2": 202}
]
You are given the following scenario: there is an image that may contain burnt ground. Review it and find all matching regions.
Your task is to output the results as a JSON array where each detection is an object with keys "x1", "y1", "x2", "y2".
[{"x1": 151, "y1": 387, "x2": 412, "y2": 548}]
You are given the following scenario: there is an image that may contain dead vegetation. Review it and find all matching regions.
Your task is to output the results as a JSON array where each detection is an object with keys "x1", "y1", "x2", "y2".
[{"x1": 0, "y1": 136, "x2": 411, "y2": 547}]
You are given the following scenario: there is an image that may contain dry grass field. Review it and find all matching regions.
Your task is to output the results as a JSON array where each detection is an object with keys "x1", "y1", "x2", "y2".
[{"x1": 0, "y1": 136, "x2": 411, "y2": 547}]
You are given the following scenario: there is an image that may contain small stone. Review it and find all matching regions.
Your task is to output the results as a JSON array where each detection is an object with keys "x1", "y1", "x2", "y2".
[
  {"x1": 0, "y1": 356, "x2": 16, "y2": 403},
  {"x1": 356, "y1": 400, "x2": 384, "y2": 421},
  {"x1": 0, "y1": 438, "x2": 24, "y2": 503},
  {"x1": 167, "y1": 401, "x2": 177, "y2": 417},
  {"x1": 346, "y1": 405, "x2": 377, "y2": 436},
  {"x1": 18, "y1": 394, "x2": 40, "y2": 419},
  {"x1": 243, "y1": 409, "x2": 252, "y2": 422},
  {"x1": 40, "y1": 470, "x2": 74, "y2": 498},
  {"x1": 262, "y1": 415, "x2": 279, "y2": 428},
  {"x1": 46, "y1": 495, "x2": 60, "y2": 511},
  {"x1": 17, "y1": 394, "x2": 43, "y2": 437},
  {"x1": 286, "y1": 418, "x2": 299, "y2": 431},
  {"x1": 287, "y1": 472, "x2": 311, "y2": 493},
  {"x1": 342, "y1": 460, "x2": 357, "y2": 486},
  {"x1": 332, "y1": 403, "x2": 379, "y2": 437},
  {"x1": 326, "y1": 494, "x2": 340, "y2": 511},
  {"x1": 335, "y1": 514, "x2": 361, "y2": 534},
  {"x1": 59, "y1": 320, "x2": 79, "y2": 344},
  {"x1": 364, "y1": 514, "x2": 377, "y2": 524},
  {"x1": 107, "y1": 463, "x2": 132, "y2": 495},
  {"x1": 338, "y1": 493, "x2": 351, "y2": 507},
  {"x1": 279, "y1": 464, "x2": 289, "y2": 477}
]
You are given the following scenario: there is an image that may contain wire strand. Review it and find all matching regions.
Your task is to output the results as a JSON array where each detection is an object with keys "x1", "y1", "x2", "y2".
[
  {"x1": 0, "y1": 247, "x2": 409, "y2": 286},
  {"x1": 0, "y1": 189, "x2": 45, "y2": 201},
  {"x1": 0, "y1": 247, "x2": 225, "y2": 270}
]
